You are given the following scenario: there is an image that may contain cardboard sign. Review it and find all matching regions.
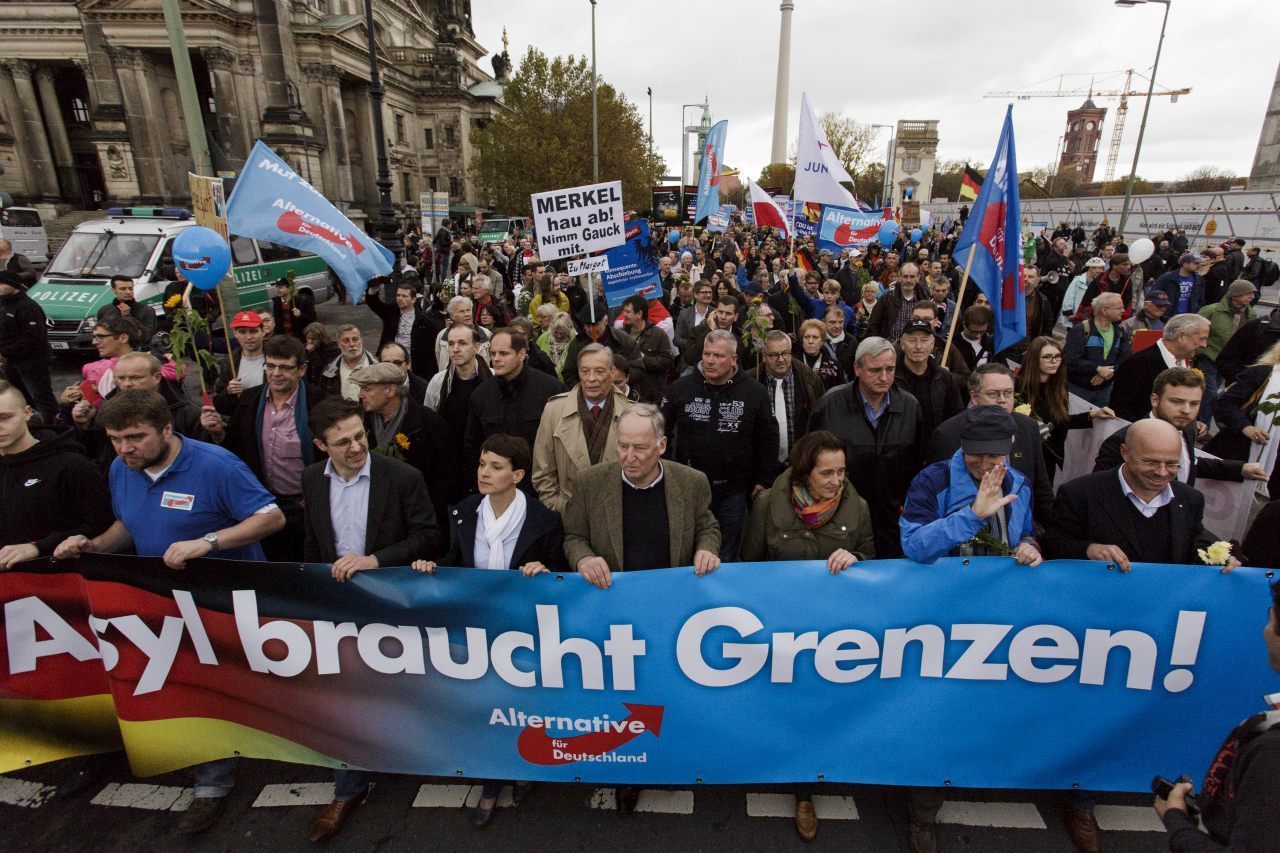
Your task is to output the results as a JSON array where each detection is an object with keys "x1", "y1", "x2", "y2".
[
  {"x1": 567, "y1": 256, "x2": 610, "y2": 277},
  {"x1": 530, "y1": 180, "x2": 625, "y2": 261}
]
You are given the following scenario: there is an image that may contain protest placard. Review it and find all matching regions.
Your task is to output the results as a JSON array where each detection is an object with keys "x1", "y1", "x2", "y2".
[
  {"x1": 568, "y1": 256, "x2": 610, "y2": 277},
  {"x1": 530, "y1": 180, "x2": 625, "y2": 261}
]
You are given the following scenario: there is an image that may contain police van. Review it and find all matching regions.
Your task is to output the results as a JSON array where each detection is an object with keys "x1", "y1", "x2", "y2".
[
  {"x1": 0, "y1": 205, "x2": 49, "y2": 265},
  {"x1": 30, "y1": 207, "x2": 334, "y2": 352}
]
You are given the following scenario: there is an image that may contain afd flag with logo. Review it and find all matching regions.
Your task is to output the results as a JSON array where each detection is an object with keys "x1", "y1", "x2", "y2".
[
  {"x1": 693, "y1": 120, "x2": 728, "y2": 225},
  {"x1": 226, "y1": 140, "x2": 394, "y2": 304},
  {"x1": 953, "y1": 106, "x2": 1024, "y2": 353}
]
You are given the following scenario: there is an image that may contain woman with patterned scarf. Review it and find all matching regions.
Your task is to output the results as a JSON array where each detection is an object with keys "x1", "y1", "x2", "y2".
[{"x1": 740, "y1": 429, "x2": 875, "y2": 843}]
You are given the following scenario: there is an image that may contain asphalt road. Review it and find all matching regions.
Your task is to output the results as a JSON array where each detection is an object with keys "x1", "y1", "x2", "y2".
[{"x1": 1, "y1": 753, "x2": 1171, "y2": 853}]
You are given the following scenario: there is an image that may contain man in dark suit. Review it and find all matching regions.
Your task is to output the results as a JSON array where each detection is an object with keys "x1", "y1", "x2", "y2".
[
  {"x1": 926, "y1": 363, "x2": 1054, "y2": 527},
  {"x1": 1109, "y1": 314, "x2": 1211, "y2": 422},
  {"x1": 1094, "y1": 367, "x2": 1267, "y2": 487},
  {"x1": 365, "y1": 277, "x2": 443, "y2": 379},
  {"x1": 199, "y1": 335, "x2": 325, "y2": 561},
  {"x1": 351, "y1": 361, "x2": 459, "y2": 544},
  {"x1": 270, "y1": 277, "x2": 317, "y2": 341},
  {"x1": 299, "y1": 397, "x2": 440, "y2": 842},
  {"x1": 1045, "y1": 419, "x2": 1234, "y2": 571}
]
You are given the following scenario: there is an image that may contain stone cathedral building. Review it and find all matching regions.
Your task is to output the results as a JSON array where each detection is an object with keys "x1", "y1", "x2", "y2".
[{"x1": 0, "y1": 0, "x2": 505, "y2": 222}]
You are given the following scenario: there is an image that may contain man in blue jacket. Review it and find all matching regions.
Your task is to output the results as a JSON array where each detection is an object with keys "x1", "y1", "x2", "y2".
[
  {"x1": 1151, "y1": 252, "x2": 1206, "y2": 315},
  {"x1": 900, "y1": 406, "x2": 1041, "y2": 565}
]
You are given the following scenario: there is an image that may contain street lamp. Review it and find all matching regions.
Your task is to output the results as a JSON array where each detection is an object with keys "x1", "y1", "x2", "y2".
[
  {"x1": 1115, "y1": 0, "x2": 1171, "y2": 236},
  {"x1": 590, "y1": 0, "x2": 599, "y2": 183},
  {"x1": 364, "y1": 0, "x2": 402, "y2": 265},
  {"x1": 871, "y1": 123, "x2": 893, "y2": 206},
  {"x1": 647, "y1": 87, "x2": 653, "y2": 159}
]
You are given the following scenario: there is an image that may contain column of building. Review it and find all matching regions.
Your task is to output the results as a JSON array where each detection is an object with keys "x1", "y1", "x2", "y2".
[{"x1": 0, "y1": 60, "x2": 60, "y2": 201}]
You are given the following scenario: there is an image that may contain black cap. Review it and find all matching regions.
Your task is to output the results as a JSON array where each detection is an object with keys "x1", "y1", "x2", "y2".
[
  {"x1": 0, "y1": 270, "x2": 25, "y2": 291},
  {"x1": 900, "y1": 319, "x2": 935, "y2": 337},
  {"x1": 960, "y1": 406, "x2": 1015, "y2": 456},
  {"x1": 576, "y1": 298, "x2": 608, "y2": 326}
]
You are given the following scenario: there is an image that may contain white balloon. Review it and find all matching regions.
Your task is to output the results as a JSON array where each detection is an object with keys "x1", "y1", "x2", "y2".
[{"x1": 1128, "y1": 237, "x2": 1155, "y2": 265}]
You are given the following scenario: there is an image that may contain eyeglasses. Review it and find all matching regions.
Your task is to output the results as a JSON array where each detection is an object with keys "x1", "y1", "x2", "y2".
[
  {"x1": 978, "y1": 389, "x2": 1017, "y2": 400},
  {"x1": 90, "y1": 334, "x2": 115, "y2": 341},
  {"x1": 1039, "y1": 353, "x2": 1063, "y2": 362},
  {"x1": 764, "y1": 351, "x2": 791, "y2": 360}
]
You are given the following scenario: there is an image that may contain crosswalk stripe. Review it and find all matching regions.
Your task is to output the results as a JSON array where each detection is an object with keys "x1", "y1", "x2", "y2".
[
  {"x1": 252, "y1": 783, "x2": 335, "y2": 807},
  {"x1": 90, "y1": 783, "x2": 192, "y2": 812},
  {"x1": 937, "y1": 801, "x2": 1047, "y2": 829},
  {"x1": 745, "y1": 793, "x2": 859, "y2": 820},
  {"x1": 588, "y1": 788, "x2": 695, "y2": 815},
  {"x1": 0, "y1": 776, "x2": 55, "y2": 809},
  {"x1": 1093, "y1": 804, "x2": 1166, "y2": 832}
]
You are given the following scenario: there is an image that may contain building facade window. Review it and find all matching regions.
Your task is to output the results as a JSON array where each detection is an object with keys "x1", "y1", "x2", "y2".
[
  {"x1": 428, "y1": 176, "x2": 438, "y2": 191},
  {"x1": 903, "y1": 155, "x2": 919, "y2": 172},
  {"x1": 449, "y1": 176, "x2": 461, "y2": 197},
  {"x1": 402, "y1": 171, "x2": 412, "y2": 202},
  {"x1": 70, "y1": 97, "x2": 89, "y2": 124},
  {"x1": 395, "y1": 113, "x2": 406, "y2": 144},
  {"x1": 445, "y1": 125, "x2": 455, "y2": 147},
  {"x1": 424, "y1": 128, "x2": 434, "y2": 149}
]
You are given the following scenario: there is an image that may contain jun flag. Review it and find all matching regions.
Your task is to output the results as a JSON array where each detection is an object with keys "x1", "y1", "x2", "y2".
[
  {"x1": 227, "y1": 140, "x2": 393, "y2": 304},
  {"x1": 693, "y1": 120, "x2": 727, "y2": 225},
  {"x1": 953, "y1": 106, "x2": 1024, "y2": 353},
  {"x1": 959, "y1": 164, "x2": 983, "y2": 202},
  {"x1": 793, "y1": 93, "x2": 857, "y2": 208},
  {"x1": 747, "y1": 179, "x2": 789, "y2": 237}
]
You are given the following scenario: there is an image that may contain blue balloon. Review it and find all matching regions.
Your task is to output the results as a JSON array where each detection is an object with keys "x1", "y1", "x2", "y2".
[
  {"x1": 877, "y1": 221, "x2": 899, "y2": 246},
  {"x1": 172, "y1": 226, "x2": 231, "y2": 291},
  {"x1": 910, "y1": 227, "x2": 923, "y2": 243}
]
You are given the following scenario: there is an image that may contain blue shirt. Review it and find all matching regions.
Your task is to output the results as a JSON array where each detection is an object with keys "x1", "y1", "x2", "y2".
[
  {"x1": 859, "y1": 389, "x2": 890, "y2": 429},
  {"x1": 109, "y1": 437, "x2": 276, "y2": 560},
  {"x1": 1176, "y1": 274, "x2": 1194, "y2": 313}
]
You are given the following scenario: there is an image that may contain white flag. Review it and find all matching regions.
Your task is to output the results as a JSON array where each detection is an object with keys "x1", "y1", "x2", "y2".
[{"x1": 793, "y1": 92, "x2": 857, "y2": 207}]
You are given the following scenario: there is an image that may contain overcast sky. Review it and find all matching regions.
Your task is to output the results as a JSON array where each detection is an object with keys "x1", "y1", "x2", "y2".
[{"x1": 471, "y1": 0, "x2": 1276, "y2": 188}]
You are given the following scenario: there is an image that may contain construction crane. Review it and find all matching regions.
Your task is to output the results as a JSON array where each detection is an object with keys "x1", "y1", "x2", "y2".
[{"x1": 985, "y1": 69, "x2": 1191, "y2": 182}]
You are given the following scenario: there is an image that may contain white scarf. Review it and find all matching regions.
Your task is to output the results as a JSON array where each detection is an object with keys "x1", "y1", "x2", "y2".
[{"x1": 479, "y1": 489, "x2": 526, "y2": 571}]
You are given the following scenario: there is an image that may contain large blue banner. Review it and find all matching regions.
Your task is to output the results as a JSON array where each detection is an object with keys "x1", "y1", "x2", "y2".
[
  {"x1": 599, "y1": 219, "x2": 661, "y2": 307},
  {"x1": 5, "y1": 556, "x2": 1272, "y2": 790},
  {"x1": 226, "y1": 140, "x2": 394, "y2": 304}
]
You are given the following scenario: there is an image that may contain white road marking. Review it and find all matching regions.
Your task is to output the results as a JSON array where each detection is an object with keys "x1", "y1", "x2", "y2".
[
  {"x1": 252, "y1": 783, "x2": 335, "y2": 807},
  {"x1": 744, "y1": 792, "x2": 859, "y2": 819},
  {"x1": 0, "y1": 776, "x2": 56, "y2": 808},
  {"x1": 411, "y1": 784, "x2": 475, "y2": 809},
  {"x1": 588, "y1": 788, "x2": 695, "y2": 814},
  {"x1": 936, "y1": 801, "x2": 1047, "y2": 829},
  {"x1": 1094, "y1": 804, "x2": 1166, "y2": 832},
  {"x1": 90, "y1": 783, "x2": 192, "y2": 812}
]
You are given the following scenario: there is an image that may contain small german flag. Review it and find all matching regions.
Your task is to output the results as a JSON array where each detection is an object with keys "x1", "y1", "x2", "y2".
[{"x1": 959, "y1": 165, "x2": 983, "y2": 202}]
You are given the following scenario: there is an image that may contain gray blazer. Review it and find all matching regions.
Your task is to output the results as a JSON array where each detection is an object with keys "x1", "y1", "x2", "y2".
[{"x1": 563, "y1": 460, "x2": 720, "y2": 571}]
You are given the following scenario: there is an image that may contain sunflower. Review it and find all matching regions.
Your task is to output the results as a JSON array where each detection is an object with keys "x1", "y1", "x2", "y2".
[
  {"x1": 164, "y1": 294, "x2": 183, "y2": 309},
  {"x1": 395, "y1": 433, "x2": 410, "y2": 451}
]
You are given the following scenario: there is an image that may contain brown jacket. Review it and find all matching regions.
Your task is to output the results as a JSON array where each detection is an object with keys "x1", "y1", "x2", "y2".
[
  {"x1": 741, "y1": 470, "x2": 876, "y2": 562},
  {"x1": 532, "y1": 387, "x2": 633, "y2": 513},
  {"x1": 563, "y1": 460, "x2": 720, "y2": 571}
]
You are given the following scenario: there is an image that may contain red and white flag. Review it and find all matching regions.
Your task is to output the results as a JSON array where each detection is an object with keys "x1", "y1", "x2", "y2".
[{"x1": 748, "y1": 179, "x2": 789, "y2": 237}]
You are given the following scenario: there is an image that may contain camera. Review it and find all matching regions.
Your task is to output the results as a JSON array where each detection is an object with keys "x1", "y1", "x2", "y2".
[{"x1": 1151, "y1": 774, "x2": 1200, "y2": 817}]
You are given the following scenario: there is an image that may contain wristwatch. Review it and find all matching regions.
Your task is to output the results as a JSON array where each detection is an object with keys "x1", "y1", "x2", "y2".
[{"x1": 203, "y1": 532, "x2": 219, "y2": 552}]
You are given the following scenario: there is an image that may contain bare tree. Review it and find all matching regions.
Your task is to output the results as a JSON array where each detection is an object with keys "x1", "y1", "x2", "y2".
[
  {"x1": 817, "y1": 112, "x2": 878, "y2": 177},
  {"x1": 1174, "y1": 166, "x2": 1239, "y2": 193}
]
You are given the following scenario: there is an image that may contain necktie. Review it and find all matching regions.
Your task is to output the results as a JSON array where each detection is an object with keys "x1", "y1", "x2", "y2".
[
  {"x1": 590, "y1": 405, "x2": 602, "y2": 422},
  {"x1": 773, "y1": 378, "x2": 789, "y2": 463}
]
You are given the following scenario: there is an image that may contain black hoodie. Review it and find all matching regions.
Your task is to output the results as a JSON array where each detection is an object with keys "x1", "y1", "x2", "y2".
[{"x1": 1, "y1": 428, "x2": 115, "y2": 556}]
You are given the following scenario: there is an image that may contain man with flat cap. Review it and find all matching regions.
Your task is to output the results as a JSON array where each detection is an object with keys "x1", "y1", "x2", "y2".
[{"x1": 901, "y1": 406, "x2": 1041, "y2": 565}]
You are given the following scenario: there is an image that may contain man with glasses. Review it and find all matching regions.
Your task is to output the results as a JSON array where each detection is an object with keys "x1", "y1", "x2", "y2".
[
  {"x1": 759, "y1": 330, "x2": 824, "y2": 476},
  {"x1": 809, "y1": 336, "x2": 925, "y2": 558},
  {"x1": 200, "y1": 335, "x2": 326, "y2": 561},
  {"x1": 379, "y1": 341, "x2": 429, "y2": 404},
  {"x1": 927, "y1": 363, "x2": 1056, "y2": 528}
]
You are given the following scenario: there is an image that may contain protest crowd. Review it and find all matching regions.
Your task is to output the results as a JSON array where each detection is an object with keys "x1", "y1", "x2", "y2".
[{"x1": 2, "y1": 212, "x2": 1279, "y2": 853}]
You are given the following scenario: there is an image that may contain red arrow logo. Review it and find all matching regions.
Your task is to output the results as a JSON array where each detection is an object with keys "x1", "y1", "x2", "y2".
[
  {"x1": 516, "y1": 704, "x2": 664, "y2": 766},
  {"x1": 276, "y1": 209, "x2": 366, "y2": 255}
]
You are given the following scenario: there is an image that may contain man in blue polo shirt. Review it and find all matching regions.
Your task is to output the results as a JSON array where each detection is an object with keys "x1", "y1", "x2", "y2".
[{"x1": 54, "y1": 388, "x2": 284, "y2": 834}]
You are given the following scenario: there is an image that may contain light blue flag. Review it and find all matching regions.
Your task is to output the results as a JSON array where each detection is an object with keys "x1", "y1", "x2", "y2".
[
  {"x1": 693, "y1": 120, "x2": 727, "y2": 225},
  {"x1": 226, "y1": 140, "x2": 393, "y2": 304}
]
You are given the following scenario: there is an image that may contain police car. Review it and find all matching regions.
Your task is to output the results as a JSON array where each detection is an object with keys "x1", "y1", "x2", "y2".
[{"x1": 31, "y1": 207, "x2": 335, "y2": 352}]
